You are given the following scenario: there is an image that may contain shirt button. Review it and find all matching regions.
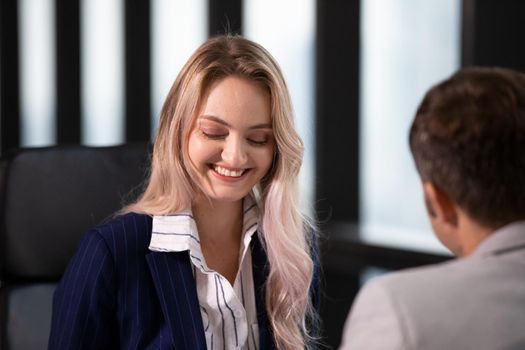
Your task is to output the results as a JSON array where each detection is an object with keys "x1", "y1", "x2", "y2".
[{"x1": 234, "y1": 309, "x2": 243, "y2": 318}]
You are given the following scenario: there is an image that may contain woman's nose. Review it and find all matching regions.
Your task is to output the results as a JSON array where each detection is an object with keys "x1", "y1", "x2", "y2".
[{"x1": 221, "y1": 137, "x2": 248, "y2": 166}]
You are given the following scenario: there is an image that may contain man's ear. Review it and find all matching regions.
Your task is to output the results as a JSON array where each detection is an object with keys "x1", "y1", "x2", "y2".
[{"x1": 422, "y1": 181, "x2": 458, "y2": 227}]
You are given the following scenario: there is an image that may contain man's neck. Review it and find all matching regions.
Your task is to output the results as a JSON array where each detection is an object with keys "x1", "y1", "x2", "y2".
[{"x1": 456, "y1": 212, "x2": 494, "y2": 256}]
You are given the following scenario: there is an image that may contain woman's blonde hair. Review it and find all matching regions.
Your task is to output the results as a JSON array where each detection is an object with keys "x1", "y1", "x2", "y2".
[{"x1": 123, "y1": 35, "x2": 317, "y2": 349}]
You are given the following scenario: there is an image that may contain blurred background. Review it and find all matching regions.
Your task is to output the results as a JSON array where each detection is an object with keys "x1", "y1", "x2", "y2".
[{"x1": 1, "y1": 0, "x2": 524, "y2": 347}]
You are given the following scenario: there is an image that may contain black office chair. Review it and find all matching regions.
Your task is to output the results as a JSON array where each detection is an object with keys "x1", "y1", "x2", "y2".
[{"x1": 0, "y1": 143, "x2": 149, "y2": 350}]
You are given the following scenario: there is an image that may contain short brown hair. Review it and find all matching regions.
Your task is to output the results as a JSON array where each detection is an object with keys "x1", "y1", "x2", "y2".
[{"x1": 410, "y1": 67, "x2": 525, "y2": 228}]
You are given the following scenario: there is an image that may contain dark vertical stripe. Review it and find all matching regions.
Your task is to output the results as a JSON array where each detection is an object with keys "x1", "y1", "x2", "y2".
[
  {"x1": 55, "y1": 0, "x2": 81, "y2": 143},
  {"x1": 149, "y1": 256, "x2": 177, "y2": 346},
  {"x1": 466, "y1": 0, "x2": 525, "y2": 72},
  {"x1": 124, "y1": 0, "x2": 151, "y2": 142},
  {"x1": 65, "y1": 238, "x2": 104, "y2": 349},
  {"x1": 208, "y1": 0, "x2": 242, "y2": 36},
  {"x1": 0, "y1": 0, "x2": 21, "y2": 154},
  {"x1": 315, "y1": 0, "x2": 360, "y2": 222},
  {"x1": 217, "y1": 276, "x2": 239, "y2": 346},
  {"x1": 132, "y1": 215, "x2": 141, "y2": 349},
  {"x1": 461, "y1": 0, "x2": 475, "y2": 67},
  {"x1": 165, "y1": 256, "x2": 189, "y2": 348},
  {"x1": 120, "y1": 221, "x2": 129, "y2": 311},
  {"x1": 240, "y1": 273, "x2": 246, "y2": 306},
  {"x1": 56, "y1": 234, "x2": 97, "y2": 348},
  {"x1": 175, "y1": 255, "x2": 202, "y2": 344},
  {"x1": 214, "y1": 275, "x2": 226, "y2": 347},
  {"x1": 78, "y1": 252, "x2": 110, "y2": 345},
  {"x1": 142, "y1": 215, "x2": 153, "y2": 342}
]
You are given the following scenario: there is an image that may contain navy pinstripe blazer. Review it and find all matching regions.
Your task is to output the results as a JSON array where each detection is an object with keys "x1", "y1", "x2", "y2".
[{"x1": 48, "y1": 212, "x2": 320, "y2": 349}]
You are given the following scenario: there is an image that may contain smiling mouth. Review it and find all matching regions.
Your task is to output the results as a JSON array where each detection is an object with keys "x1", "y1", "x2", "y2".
[{"x1": 212, "y1": 165, "x2": 247, "y2": 178}]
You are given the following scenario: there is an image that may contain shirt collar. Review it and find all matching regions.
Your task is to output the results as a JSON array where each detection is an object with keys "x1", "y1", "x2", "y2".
[
  {"x1": 473, "y1": 221, "x2": 525, "y2": 257},
  {"x1": 149, "y1": 195, "x2": 260, "y2": 271}
]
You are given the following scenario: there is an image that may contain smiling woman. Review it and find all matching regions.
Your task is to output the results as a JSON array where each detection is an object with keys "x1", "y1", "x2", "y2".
[
  {"x1": 48, "y1": 35, "x2": 320, "y2": 350},
  {"x1": 188, "y1": 77, "x2": 274, "y2": 204}
]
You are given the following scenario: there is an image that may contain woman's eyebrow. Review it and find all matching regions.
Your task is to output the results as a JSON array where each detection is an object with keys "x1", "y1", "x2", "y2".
[
  {"x1": 248, "y1": 123, "x2": 272, "y2": 130},
  {"x1": 200, "y1": 115, "x2": 229, "y2": 126},
  {"x1": 200, "y1": 115, "x2": 272, "y2": 130}
]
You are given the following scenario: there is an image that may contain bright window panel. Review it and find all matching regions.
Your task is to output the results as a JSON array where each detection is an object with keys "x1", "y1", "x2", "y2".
[
  {"x1": 151, "y1": 0, "x2": 207, "y2": 138},
  {"x1": 19, "y1": 0, "x2": 56, "y2": 146},
  {"x1": 244, "y1": 0, "x2": 316, "y2": 210},
  {"x1": 81, "y1": 0, "x2": 124, "y2": 145},
  {"x1": 360, "y1": 0, "x2": 460, "y2": 253}
]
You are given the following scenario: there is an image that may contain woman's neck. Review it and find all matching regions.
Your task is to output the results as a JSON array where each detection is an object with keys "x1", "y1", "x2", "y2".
[
  {"x1": 192, "y1": 197, "x2": 244, "y2": 285},
  {"x1": 192, "y1": 197, "x2": 244, "y2": 244}
]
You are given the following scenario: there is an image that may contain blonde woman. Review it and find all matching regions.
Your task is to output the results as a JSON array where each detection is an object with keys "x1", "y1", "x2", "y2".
[{"x1": 49, "y1": 35, "x2": 320, "y2": 349}]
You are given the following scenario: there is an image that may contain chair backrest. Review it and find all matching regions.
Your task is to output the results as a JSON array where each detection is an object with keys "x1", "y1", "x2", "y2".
[{"x1": 0, "y1": 143, "x2": 149, "y2": 350}]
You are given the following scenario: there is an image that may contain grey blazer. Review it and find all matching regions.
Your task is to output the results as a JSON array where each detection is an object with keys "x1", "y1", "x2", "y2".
[{"x1": 340, "y1": 221, "x2": 525, "y2": 350}]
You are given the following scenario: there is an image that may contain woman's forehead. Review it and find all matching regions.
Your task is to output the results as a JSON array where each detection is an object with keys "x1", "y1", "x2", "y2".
[{"x1": 197, "y1": 76, "x2": 272, "y2": 127}]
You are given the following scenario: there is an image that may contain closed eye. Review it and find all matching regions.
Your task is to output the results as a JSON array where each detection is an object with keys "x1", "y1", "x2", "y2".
[
  {"x1": 201, "y1": 131, "x2": 227, "y2": 140},
  {"x1": 247, "y1": 138, "x2": 268, "y2": 146}
]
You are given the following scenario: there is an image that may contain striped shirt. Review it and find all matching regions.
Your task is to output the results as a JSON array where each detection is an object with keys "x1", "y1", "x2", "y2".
[{"x1": 149, "y1": 197, "x2": 260, "y2": 350}]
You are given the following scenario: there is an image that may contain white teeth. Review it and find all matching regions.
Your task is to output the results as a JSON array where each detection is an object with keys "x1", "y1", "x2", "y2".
[{"x1": 214, "y1": 165, "x2": 244, "y2": 177}]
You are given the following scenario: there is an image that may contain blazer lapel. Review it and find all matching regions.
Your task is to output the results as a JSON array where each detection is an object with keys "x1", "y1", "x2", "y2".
[
  {"x1": 251, "y1": 235, "x2": 277, "y2": 350},
  {"x1": 146, "y1": 251, "x2": 207, "y2": 349}
]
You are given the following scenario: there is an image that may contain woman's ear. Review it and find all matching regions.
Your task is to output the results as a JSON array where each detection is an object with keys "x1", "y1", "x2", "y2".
[{"x1": 422, "y1": 181, "x2": 458, "y2": 227}]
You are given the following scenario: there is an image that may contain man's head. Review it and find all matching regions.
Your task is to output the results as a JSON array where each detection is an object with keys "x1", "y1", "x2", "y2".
[{"x1": 410, "y1": 67, "x2": 525, "y2": 254}]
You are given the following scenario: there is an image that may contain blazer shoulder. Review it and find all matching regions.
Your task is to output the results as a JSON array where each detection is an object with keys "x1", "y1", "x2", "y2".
[
  {"x1": 344, "y1": 255, "x2": 525, "y2": 350},
  {"x1": 341, "y1": 274, "x2": 407, "y2": 350},
  {"x1": 87, "y1": 212, "x2": 153, "y2": 256},
  {"x1": 377, "y1": 257, "x2": 474, "y2": 292}
]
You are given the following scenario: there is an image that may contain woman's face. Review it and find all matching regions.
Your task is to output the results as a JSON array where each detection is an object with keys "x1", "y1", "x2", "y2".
[{"x1": 187, "y1": 76, "x2": 274, "y2": 204}]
